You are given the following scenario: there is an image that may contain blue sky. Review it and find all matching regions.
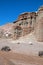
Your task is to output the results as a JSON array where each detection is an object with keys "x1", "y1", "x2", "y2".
[{"x1": 0, "y1": 0, "x2": 43, "y2": 25}]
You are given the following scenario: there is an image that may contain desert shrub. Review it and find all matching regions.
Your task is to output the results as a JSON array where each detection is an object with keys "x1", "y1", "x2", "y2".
[
  {"x1": 17, "y1": 42, "x2": 20, "y2": 44},
  {"x1": 38, "y1": 51, "x2": 43, "y2": 56},
  {"x1": 1, "y1": 46, "x2": 11, "y2": 51}
]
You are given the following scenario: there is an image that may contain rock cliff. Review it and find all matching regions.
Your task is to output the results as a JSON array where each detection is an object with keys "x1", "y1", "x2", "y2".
[{"x1": 0, "y1": 6, "x2": 43, "y2": 42}]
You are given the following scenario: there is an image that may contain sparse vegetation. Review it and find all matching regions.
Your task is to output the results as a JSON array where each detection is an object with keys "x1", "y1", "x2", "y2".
[
  {"x1": 1, "y1": 46, "x2": 11, "y2": 51},
  {"x1": 38, "y1": 51, "x2": 43, "y2": 56},
  {"x1": 17, "y1": 42, "x2": 20, "y2": 44}
]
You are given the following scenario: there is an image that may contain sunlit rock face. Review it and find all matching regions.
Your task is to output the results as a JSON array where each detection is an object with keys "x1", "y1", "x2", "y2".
[
  {"x1": 35, "y1": 6, "x2": 43, "y2": 42},
  {"x1": 13, "y1": 12, "x2": 36, "y2": 39},
  {"x1": 18, "y1": 12, "x2": 36, "y2": 29}
]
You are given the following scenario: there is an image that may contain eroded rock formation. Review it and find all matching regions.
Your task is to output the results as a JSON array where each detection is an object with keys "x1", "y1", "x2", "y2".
[
  {"x1": 13, "y1": 12, "x2": 36, "y2": 39},
  {"x1": 0, "y1": 6, "x2": 43, "y2": 42},
  {"x1": 35, "y1": 6, "x2": 43, "y2": 42}
]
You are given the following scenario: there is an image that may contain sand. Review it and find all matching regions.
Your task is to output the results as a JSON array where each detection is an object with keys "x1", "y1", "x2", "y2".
[{"x1": 0, "y1": 51, "x2": 43, "y2": 65}]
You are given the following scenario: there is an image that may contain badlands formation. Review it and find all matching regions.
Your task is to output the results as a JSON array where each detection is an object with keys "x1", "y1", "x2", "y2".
[
  {"x1": 0, "y1": 6, "x2": 43, "y2": 65},
  {"x1": 0, "y1": 6, "x2": 43, "y2": 42}
]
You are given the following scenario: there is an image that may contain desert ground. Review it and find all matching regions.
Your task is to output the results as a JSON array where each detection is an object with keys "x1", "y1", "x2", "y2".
[
  {"x1": 0, "y1": 32, "x2": 43, "y2": 65},
  {"x1": 0, "y1": 51, "x2": 43, "y2": 65}
]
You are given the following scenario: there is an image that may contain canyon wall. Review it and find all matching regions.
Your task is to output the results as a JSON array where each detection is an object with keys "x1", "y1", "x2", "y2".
[
  {"x1": 13, "y1": 12, "x2": 36, "y2": 39},
  {"x1": 35, "y1": 6, "x2": 43, "y2": 42}
]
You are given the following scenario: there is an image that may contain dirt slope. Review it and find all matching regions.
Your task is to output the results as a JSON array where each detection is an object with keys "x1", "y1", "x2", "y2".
[{"x1": 0, "y1": 51, "x2": 43, "y2": 65}]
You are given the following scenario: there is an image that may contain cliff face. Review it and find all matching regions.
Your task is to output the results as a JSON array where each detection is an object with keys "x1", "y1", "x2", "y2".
[
  {"x1": 0, "y1": 6, "x2": 43, "y2": 42},
  {"x1": 13, "y1": 12, "x2": 36, "y2": 39},
  {"x1": 35, "y1": 6, "x2": 43, "y2": 42}
]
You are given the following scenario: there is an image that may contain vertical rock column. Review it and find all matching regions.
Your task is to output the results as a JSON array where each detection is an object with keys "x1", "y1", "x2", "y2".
[
  {"x1": 35, "y1": 6, "x2": 43, "y2": 42},
  {"x1": 31, "y1": 12, "x2": 36, "y2": 30}
]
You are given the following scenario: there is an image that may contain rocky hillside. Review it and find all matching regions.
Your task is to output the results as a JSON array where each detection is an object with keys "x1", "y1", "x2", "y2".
[
  {"x1": 0, "y1": 6, "x2": 43, "y2": 42},
  {"x1": 0, "y1": 23, "x2": 14, "y2": 38}
]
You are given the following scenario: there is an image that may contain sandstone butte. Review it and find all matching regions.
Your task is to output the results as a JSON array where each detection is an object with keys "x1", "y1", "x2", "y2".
[{"x1": 0, "y1": 6, "x2": 43, "y2": 42}]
